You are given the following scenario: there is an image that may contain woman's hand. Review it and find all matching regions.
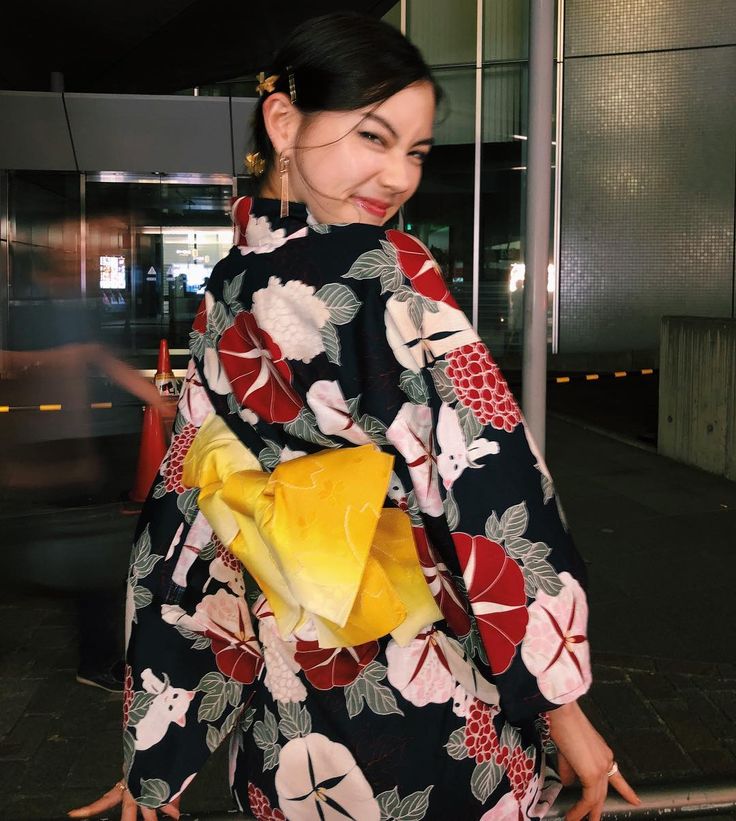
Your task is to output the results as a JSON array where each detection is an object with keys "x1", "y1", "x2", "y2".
[
  {"x1": 548, "y1": 701, "x2": 640, "y2": 821},
  {"x1": 68, "y1": 781, "x2": 180, "y2": 820}
]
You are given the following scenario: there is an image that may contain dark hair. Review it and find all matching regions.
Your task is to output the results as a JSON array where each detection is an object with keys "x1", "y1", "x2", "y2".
[{"x1": 251, "y1": 12, "x2": 442, "y2": 177}]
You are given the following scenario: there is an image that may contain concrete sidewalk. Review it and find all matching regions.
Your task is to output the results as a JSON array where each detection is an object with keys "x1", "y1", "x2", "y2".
[{"x1": 1, "y1": 415, "x2": 735, "y2": 820}]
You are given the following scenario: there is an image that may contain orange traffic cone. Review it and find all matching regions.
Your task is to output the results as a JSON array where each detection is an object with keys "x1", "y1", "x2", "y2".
[
  {"x1": 128, "y1": 404, "x2": 167, "y2": 503},
  {"x1": 154, "y1": 338, "x2": 178, "y2": 397}
]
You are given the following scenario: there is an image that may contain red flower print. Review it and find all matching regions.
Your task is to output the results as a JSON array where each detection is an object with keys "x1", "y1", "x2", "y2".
[
  {"x1": 209, "y1": 631, "x2": 262, "y2": 685},
  {"x1": 219, "y1": 311, "x2": 302, "y2": 423},
  {"x1": 496, "y1": 742, "x2": 536, "y2": 801},
  {"x1": 386, "y1": 229, "x2": 458, "y2": 306},
  {"x1": 293, "y1": 640, "x2": 379, "y2": 690},
  {"x1": 162, "y1": 423, "x2": 197, "y2": 494},
  {"x1": 453, "y1": 533, "x2": 528, "y2": 674},
  {"x1": 445, "y1": 342, "x2": 521, "y2": 432},
  {"x1": 231, "y1": 196, "x2": 252, "y2": 247},
  {"x1": 248, "y1": 782, "x2": 285, "y2": 821},
  {"x1": 192, "y1": 298, "x2": 207, "y2": 333},
  {"x1": 412, "y1": 527, "x2": 471, "y2": 637},
  {"x1": 196, "y1": 590, "x2": 263, "y2": 684},
  {"x1": 464, "y1": 697, "x2": 500, "y2": 762}
]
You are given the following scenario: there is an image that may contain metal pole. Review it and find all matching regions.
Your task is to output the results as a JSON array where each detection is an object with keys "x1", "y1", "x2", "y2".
[
  {"x1": 471, "y1": 0, "x2": 483, "y2": 331},
  {"x1": 521, "y1": 0, "x2": 555, "y2": 455}
]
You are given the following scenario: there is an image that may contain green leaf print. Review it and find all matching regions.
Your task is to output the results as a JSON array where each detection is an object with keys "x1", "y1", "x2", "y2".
[
  {"x1": 320, "y1": 321, "x2": 341, "y2": 365},
  {"x1": 470, "y1": 759, "x2": 504, "y2": 803},
  {"x1": 377, "y1": 786, "x2": 434, "y2": 821},
  {"x1": 344, "y1": 662, "x2": 404, "y2": 719},
  {"x1": 127, "y1": 691, "x2": 155, "y2": 726},
  {"x1": 399, "y1": 369, "x2": 429, "y2": 404},
  {"x1": 137, "y1": 778, "x2": 171, "y2": 809},
  {"x1": 277, "y1": 701, "x2": 312, "y2": 740},
  {"x1": 499, "y1": 501, "x2": 528, "y2": 540},
  {"x1": 316, "y1": 283, "x2": 362, "y2": 325},
  {"x1": 445, "y1": 727, "x2": 469, "y2": 761},
  {"x1": 176, "y1": 487, "x2": 200, "y2": 525},
  {"x1": 343, "y1": 247, "x2": 396, "y2": 283},
  {"x1": 377, "y1": 787, "x2": 401, "y2": 819},
  {"x1": 395, "y1": 785, "x2": 434, "y2": 820}
]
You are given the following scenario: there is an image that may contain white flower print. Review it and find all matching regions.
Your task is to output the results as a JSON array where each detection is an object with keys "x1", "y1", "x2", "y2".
[
  {"x1": 243, "y1": 214, "x2": 288, "y2": 253},
  {"x1": 521, "y1": 571, "x2": 591, "y2": 703},
  {"x1": 251, "y1": 276, "x2": 331, "y2": 363},
  {"x1": 258, "y1": 612, "x2": 307, "y2": 704},
  {"x1": 306, "y1": 380, "x2": 371, "y2": 445},
  {"x1": 386, "y1": 403, "x2": 443, "y2": 516},
  {"x1": 280, "y1": 446, "x2": 308, "y2": 462},
  {"x1": 384, "y1": 296, "x2": 480, "y2": 373},
  {"x1": 238, "y1": 406, "x2": 259, "y2": 425},
  {"x1": 386, "y1": 631, "x2": 456, "y2": 707},
  {"x1": 274, "y1": 733, "x2": 380, "y2": 821}
]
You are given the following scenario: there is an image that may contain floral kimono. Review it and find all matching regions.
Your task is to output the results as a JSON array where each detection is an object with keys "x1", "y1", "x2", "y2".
[{"x1": 123, "y1": 197, "x2": 591, "y2": 821}]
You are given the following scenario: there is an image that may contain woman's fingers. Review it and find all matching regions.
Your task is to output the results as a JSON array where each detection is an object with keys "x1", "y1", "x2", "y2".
[
  {"x1": 610, "y1": 770, "x2": 642, "y2": 806},
  {"x1": 565, "y1": 779, "x2": 607, "y2": 821},
  {"x1": 161, "y1": 797, "x2": 181, "y2": 819},
  {"x1": 565, "y1": 767, "x2": 641, "y2": 821},
  {"x1": 67, "y1": 782, "x2": 124, "y2": 818},
  {"x1": 556, "y1": 750, "x2": 577, "y2": 787}
]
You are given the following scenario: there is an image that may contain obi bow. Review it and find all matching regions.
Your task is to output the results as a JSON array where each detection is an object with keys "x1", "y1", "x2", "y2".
[{"x1": 182, "y1": 414, "x2": 441, "y2": 648}]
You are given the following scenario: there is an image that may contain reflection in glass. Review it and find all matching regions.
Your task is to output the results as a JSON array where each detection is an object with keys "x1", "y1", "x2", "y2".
[
  {"x1": 408, "y1": 0, "x2": 477, "y2": 65},
  {"x1": 85, "y1": 178, "x2": 233, "y2": 350}
]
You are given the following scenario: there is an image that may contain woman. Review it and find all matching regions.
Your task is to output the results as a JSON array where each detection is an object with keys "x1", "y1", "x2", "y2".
[{"x1": 70, "y1": 13, "x2": 639, "y2": 821}]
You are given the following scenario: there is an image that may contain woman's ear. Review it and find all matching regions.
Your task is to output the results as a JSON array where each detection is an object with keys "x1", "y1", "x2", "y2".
[{"x1": 262, "y1": 92, "x2": 301, "y2": 155}]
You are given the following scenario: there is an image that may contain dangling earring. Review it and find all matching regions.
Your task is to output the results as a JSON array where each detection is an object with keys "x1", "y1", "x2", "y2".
[{"x1": 279, "y1": 153, "x2": 290, "y2": 218}]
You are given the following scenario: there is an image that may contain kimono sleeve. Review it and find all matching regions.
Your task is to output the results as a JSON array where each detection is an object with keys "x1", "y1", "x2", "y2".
[
  {"x1": 123, "y1": 353, "x2": 262, "y2": 807},
  {"x1": 378, "y1": 230, "x2": 592, "y2": 724}
]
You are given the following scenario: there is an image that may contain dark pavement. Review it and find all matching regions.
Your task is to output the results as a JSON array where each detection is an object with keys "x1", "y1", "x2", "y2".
[{"x1": 1, "y1": 409, "x2": 735, "y2": 820}]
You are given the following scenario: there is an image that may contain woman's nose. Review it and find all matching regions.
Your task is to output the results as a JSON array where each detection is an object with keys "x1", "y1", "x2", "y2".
[{"x1": 379, "y1": 151, "x2": 412, "y2": 193}]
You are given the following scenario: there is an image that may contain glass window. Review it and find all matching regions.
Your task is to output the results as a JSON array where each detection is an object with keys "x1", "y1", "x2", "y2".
[
  {"x1": 85, "y1": 176, "x2": 233, "y2": 351},
  {"x1": 404, "y1": 69, "x2": 476, "y2": 322},
  {"x1": 8, "y1": 171, "x2": 81, "y2": 304},
  {"x1": 484, "y1": 0, "x2": 529, "y2": 61},
  {"x1": 408, "y1": 0, "x2": 477, "y2": 65}
]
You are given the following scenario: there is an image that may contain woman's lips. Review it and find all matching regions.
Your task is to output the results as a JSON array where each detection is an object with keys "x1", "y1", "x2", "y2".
[{"x1": 353, "y1": 197, "x2": 389, "y2": 218}]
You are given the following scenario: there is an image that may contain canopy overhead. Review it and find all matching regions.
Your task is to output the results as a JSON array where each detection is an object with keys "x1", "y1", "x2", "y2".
[{"x1": 2, "y1": 1, "x2": 397, "y2": 94}]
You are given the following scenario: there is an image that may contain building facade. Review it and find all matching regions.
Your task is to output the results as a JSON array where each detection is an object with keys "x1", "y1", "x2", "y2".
[{"x1": 1, "y1": 0, "x2": 734, "y2": 368}]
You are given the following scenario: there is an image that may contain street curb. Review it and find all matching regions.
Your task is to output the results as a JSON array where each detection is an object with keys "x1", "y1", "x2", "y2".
[{"x1": 548, "y1": 780, "x2": 736, "y2": 819}]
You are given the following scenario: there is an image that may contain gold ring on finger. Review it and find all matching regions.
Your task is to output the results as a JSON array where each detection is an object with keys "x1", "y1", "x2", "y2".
[
  {"x1": 607, "y1": 761, "x2": 619, "y2": 778},
  {"x1": 117, "y1": 781, "x2": 127, "y2": 792}
]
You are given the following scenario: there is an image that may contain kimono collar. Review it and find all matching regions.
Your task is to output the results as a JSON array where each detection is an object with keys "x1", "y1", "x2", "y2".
[{"x1": 230, "y1": 196, "x2": 311, "y2": 249}]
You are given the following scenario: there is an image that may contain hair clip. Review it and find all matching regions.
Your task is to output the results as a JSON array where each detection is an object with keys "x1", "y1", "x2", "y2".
[
  {"x1": 255, "y1": 72, "x2": 279, "y2": 97},
  {"x1": 245, "y1": 151, "x2": 266, "y2": 177},
  {"x1": 287, "y1": 66, "x2": 297, "y2": 105}
]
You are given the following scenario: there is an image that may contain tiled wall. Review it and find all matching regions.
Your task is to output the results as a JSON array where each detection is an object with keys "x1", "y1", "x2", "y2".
[{"x1": 559, "y1": 0, "x2": 736, "y2": 353}]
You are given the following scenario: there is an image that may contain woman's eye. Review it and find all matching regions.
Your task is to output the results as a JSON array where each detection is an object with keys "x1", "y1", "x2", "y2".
[
  {"x1": 409, "y1": 150, "x2": 430, "y2": 163},
  {"x1": 359, "y1": 131, "x2": 384, "y2": 146}
]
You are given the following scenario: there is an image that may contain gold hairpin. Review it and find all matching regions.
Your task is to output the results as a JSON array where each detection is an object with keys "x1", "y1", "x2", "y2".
[
  {"x1": 255, "y1": 72, "x2": 279, "y2": 97},
  {"x1": 245, "y1": 151, "x2": 266, "y2": 177}
]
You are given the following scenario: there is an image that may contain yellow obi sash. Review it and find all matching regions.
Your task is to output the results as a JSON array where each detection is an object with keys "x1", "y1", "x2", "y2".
[{"x1": 182, "y1": 414, "x2": 442, "y2": 648}]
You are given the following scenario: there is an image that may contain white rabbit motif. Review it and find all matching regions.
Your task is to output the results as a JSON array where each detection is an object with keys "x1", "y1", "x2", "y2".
[
  {"x1": 436, "y1": 403, "x2": 500, "y2": 490},
  {"x1": 134, "y1": 668, "x2": 195, "y2": 751}
]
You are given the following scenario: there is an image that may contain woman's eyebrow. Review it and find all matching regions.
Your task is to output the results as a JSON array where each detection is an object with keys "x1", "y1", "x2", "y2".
[{"x1": 362, "y1": 113, "x2": 434, "y2": 147}]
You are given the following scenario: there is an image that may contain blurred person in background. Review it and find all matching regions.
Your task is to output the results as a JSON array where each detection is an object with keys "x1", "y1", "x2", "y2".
[{"x1": 1, "y1": 249, "x2": 175, "y2": 692}]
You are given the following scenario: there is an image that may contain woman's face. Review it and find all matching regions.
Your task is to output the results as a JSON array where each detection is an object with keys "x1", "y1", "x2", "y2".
[{"x1": 287, "y1": 81, "x2": 436, "y2": 226}]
